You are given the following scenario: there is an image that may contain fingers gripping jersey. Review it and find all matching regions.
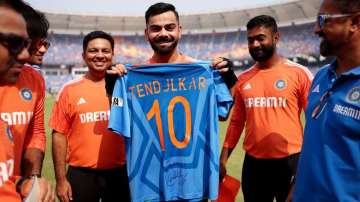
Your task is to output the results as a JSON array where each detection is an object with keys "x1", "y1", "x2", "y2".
[
  {"x1": 109, "y1": 63, "x2": 233, "y2": 201},
  {"x1": 0, "y1": 121, "x2": 21, "y2": 202}
]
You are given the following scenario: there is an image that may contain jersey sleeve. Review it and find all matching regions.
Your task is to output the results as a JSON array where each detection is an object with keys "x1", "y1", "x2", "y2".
[
  {"x1": 223, "y1": 83, "x2": 246, "y2": 149},
  {"x1": 213, "y1": 70, "x2": 233, "y2": 118},
  {"x1": 23, "y1": 75, "x2": 46, "y2": 151},
  {"x1": 49, "y1": 86, "x2": 72, "y2": 134},
  {"x1": 108, "y1": 76, "x2": 131, "y2": 138},
  {"x1": 298, "y1": 67, "x2": 313, "y2": 110}
]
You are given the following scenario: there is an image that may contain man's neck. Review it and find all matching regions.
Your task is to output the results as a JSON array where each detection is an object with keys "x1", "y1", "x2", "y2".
[
  {"x1": 85, "y1": 71, "x2": 105, "y2": 82},
  {"x1": 335, "y1": 43, "x2": 360, "y2": 75},
  {"x1": 256, "y1": 53, "x2": 283, "y2": 69},
  {"x1": 150, "y1": 50, "x2": 182, "y2": 63}
]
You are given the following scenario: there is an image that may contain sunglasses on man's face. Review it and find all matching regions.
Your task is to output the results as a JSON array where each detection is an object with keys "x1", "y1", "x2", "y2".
[
  {"x1": 0, "y1": 32, "x2": 31, "y2": 56},
  {"x1": 316, "y1": 13, "x2": 353, "y2": 29}
]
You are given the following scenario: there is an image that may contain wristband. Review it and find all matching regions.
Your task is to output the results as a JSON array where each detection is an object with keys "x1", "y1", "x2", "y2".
[
  {"x1": 105, "y1": 73, "x2": 118, "y2": 95},
  {"x1": 221, "y1": 69, "x2": 238, "y2": 89}
]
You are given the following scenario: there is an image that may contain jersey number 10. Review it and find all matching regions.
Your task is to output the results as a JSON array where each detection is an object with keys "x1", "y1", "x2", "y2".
[{"x1": 146, "y1": 96, "x2": 192, "y2": 151}]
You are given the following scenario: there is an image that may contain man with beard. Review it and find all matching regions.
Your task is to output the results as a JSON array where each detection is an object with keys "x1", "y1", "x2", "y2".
[
  {"x1": 219, "y1": 15, "x2": 313, "y2": 202},
  {"x1": 105, "y1": 2, "x2": 237, "y2": 96},
  {"x1": 50, "y1": 31, "x2": 129, "y2": 202},
  {"x1": 107, "y1": 3, "x2": 234, "y2": 202},
  {"x1": 289, "y1": 0, "x2": 360, "y2": 201}
]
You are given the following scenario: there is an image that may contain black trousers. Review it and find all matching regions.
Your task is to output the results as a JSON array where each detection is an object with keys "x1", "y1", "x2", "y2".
[
  {"x1": 241, "y1": 153, "x2": 299, "y2": 202},
  {"x1": 67, "y1": 165, "x2": 131, "y2": 202}
]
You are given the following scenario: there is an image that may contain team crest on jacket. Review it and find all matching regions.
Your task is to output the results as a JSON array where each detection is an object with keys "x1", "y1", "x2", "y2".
[
  {"x1": 346, "y1": 86, "x2": 360, "y2": 104},
  {"x1": 274, "y1": 79, "x2": 287, "y2": 90},
  {"x1": 5, "y1": 126, "x2": 14, "y2": 143},
  {"x1": 20, "y1": 88, "x2": 32, "y2": 101}
]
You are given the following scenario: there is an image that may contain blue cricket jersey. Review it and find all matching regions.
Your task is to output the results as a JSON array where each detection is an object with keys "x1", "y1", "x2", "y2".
[
  {"x1": 109, "y1": 63, "x2": 233, "y2": 202},
  {"x1": 293, "y1": 61, "x2": 360, "y2": 201}
]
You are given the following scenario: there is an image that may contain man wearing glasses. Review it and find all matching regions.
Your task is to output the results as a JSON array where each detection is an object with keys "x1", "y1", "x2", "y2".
[
  {"x1": 0, "y1": 0, "x2": 54, "y2": 201},
  {"x1": 290, "y1": 0, "x2": 360, "y2": 201}
]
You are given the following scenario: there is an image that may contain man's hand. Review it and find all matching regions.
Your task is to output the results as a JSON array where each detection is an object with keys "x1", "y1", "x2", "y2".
[
  {"x1": 212, "y1": 57, "x2": 232, "y2": 73},
  {"x1": 106, "y1": 64, "x2": 127, "y2": 76},
  {"x1": 19, "y1": 177, "x2": 55, "y2": 202},
  {"x1": 212, "y1": 57, "x2": 238, "y2": 89},
  {"x1": 56, "y1": 178, "x2": 73, "y2": 202}
]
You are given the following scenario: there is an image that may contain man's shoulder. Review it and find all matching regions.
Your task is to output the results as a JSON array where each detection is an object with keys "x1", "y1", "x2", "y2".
[
  {"x1": 56, "y1": 77, "x2": 85, "y2": 97},
  {"x1": 282, "y1": 60, "x2": 313, "y2": 80},
  {"x1": 237, "y1": 66, "x2": 258, "y2": 84},
  {"x1": 16, "y1": 65, "x2": 45, "y2": 90},
  {"x1": 312, "y1": 65, "x2": 331, "y2": 83}
]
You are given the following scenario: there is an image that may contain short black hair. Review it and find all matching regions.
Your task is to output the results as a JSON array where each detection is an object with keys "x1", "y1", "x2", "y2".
[
  {"x1": 82, "y1": 30, "x2": 114, "y2": 52},
  {"x1": 21, "y1": 4, "x2": 49, "y2": 40},
  {"x1": 0, "y1": 0, "x2": 28, "y2": 13},
  {"x1": 247, "y1": 15, "x2": 278, "y2": 33},
  {"x1": 333, "y1": 0, "x2": 360, "y2": 13},
  {"x1": 0, "y1": 0, "x2": 49, "y2": 40},
  {"x1": 145, "y1": 2, "x2": 179, "y2": 24}
]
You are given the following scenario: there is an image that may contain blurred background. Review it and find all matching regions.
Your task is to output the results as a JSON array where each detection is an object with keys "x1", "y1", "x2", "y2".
[
  {"x1": 25, "y1": 1, "x2": 322, "y2": 201},
  {"x1": 26, "y1": 0, "x2": 325, "y2": 95}
]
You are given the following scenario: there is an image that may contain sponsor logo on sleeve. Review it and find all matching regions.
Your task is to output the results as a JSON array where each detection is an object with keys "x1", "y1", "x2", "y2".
[{"x1": 112, "y1": 97, "x2": 123, "y2": 107}]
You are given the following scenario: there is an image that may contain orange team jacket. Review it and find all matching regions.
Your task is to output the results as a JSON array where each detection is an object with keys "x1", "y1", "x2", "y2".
[
  {"x1": 0, "y1": 65, "x2": 46, "y2": 176},
  {"x1": 223, "y1": 60, "x2": 313, "y2": 158},
  {"x1": 0, "y1": 120, "x2": 22, "y2": 202},
  {"x1": 49, "y1": 76, "x2": 126, "y2": 169}
]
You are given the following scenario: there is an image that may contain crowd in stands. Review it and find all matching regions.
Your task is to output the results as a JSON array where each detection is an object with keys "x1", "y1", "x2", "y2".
[
  {"x1": 43, "y1": 22, "x2": 321, "y2": 94},
  {"x1": 44, "y1": 22, "x2": 320, "y2": 65}
]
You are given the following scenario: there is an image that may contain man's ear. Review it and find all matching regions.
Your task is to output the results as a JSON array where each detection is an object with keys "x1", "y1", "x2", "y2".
[
  {"x1": 350, "y1": 13, "x2": 360, "y2": 32},
  {"x1": 274, "y1": 31, "x2": 280, "y2": 43},
  {"x1": 144, "y1": 28, "x2": 149, "y2": 42}
]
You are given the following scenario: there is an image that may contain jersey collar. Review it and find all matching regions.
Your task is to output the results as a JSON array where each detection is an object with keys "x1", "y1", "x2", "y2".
[{"x1": 328, "y1": 60, "x2": 360, "y2": 76}]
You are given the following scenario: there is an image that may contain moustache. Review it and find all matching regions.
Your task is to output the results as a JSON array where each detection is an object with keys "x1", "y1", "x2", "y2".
[
  {"x1": 154, "y1": 36, "x2": 174, "y2": 43},
  {"x1": 251, "y1": 47, "x2": 263, "y2": 53}
]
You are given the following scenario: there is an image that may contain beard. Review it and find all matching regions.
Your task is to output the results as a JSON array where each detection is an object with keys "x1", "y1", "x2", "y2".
[
  {"x1": 149, "y1": 36, "x2": 178, "y2": 55},
  {"x1": 319, "y1": 38, "x2": 334, "y2": 57},
  {"x1": 249, "y1": 43, "x2": 275, "y2": 62}
]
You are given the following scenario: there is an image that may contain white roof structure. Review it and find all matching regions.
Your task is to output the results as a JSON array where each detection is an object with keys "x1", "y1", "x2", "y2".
[{"x1": 45, "y1": 0, "x2": 321, "y2": 35}]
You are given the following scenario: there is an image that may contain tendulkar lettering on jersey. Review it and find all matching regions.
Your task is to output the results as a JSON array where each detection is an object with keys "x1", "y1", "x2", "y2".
[
  {"x1": 128, "y1": 76, "x2": 207, "y2": 99},
  {"x1": 0, "y1": 112, "x2": 33, "y2": 125}
]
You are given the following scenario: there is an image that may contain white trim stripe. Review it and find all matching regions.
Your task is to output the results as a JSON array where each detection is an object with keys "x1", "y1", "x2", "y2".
[
  {"x1": 56, "y1": 77, "x2": 84, "y2": 101},
  {"x1": 285, "y1": 60, "x2": 314, "y2": 80}
]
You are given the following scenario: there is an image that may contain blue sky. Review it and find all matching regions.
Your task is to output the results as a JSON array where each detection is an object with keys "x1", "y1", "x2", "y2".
[{"x1": 25, "y1": 0, "x2": 294, "y2": 16}]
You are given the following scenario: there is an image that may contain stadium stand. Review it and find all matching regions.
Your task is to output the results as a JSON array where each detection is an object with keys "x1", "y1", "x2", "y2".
[{"x1": 40, "y1": 0, "x2": 326, "y2": 94}]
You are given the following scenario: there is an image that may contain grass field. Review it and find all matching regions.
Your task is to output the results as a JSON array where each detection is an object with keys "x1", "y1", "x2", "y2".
[{"x1": 41, "y1": 95, "x2": 247, "y2": 202}]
